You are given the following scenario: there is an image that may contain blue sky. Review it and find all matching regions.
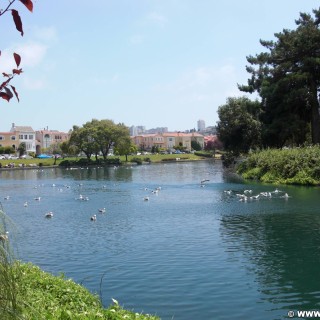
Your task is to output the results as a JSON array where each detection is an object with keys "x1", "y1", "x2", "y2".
[{"x1": 1, "y1": 0, "x2": 319, "y2": 132}]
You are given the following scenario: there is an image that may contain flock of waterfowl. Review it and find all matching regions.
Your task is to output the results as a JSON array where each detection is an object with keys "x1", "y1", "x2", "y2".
[{"x1": 223, "y1": 188, "x2": 290, "y2": 202}]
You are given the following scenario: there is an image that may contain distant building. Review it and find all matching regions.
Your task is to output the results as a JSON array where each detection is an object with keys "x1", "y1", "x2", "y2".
[
  {"x1": 10, "y1": 123, "x2": 36, "y2": 153},
  {"x1": 36, "y1": 128, "x2": 70, "y2": 153},
  {"x1": 146, "y1": 127, "x2": 168, "y2": 134},
  {"x1": 131, "y1": 132, "x2": 204, "y2": 151},
  {"x1": 197, "y1": 119, "x2": 206, "y2": 131},
  {"x1": 0, "y1": 131, "x2": 19, "y2": 150},
  {"x1": 129, "y1": 125, "x2": 146, "y2": 136}
]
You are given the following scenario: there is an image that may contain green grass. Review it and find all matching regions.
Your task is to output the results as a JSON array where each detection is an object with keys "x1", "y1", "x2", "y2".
[
  {"x1": 14, "y1": 262, "x2": 160, "y2": 320},
  {"x1": 0, "y1": 153, "x2": 212, "y2": 169},
  {"x1": 237, "y1": 146, "x2": 320, "y2": 185}
]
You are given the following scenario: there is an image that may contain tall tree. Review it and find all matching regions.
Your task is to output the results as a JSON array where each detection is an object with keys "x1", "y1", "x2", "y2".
[
  {"x1": 217, "y1": 97, "x2": 262, "y2": 155},
  {"x1": 239, "y1": 8, "x2": 320, "y2": 144},
  {"x1": 69, "y1": 119, "x2": 131, "y2": 161}
]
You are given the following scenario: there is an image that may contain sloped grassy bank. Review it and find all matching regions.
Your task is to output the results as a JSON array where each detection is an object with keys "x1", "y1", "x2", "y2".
[
  {"x1": 2, "y1": 262, "x2": 159, "y2": 320},
  {"x1": 236, "y1": 146, "x2": 320, "y2": 185}
]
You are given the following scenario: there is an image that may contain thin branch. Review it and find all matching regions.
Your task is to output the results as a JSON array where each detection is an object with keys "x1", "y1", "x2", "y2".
[{"x1": 0, "y1": 0, "x2": 16, "y2": 17}]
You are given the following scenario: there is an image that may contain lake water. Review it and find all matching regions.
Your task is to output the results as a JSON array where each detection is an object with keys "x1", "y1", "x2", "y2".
[{"x1": 1, "y1": 160, "x2": 320, "y2": 320}]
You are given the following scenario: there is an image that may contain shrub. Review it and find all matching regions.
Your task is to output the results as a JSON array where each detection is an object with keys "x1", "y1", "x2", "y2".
[{"x1": 130, "y1": 157, "x2": 142, "y2": 165}]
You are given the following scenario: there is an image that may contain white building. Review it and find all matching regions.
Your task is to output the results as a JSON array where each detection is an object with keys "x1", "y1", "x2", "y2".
[
  {"x1": 197, "y1": 119, "x2": 206, "y2": 131},
  {"x1": 10, "y1": 123, "x2": 36, "y2": 153}
]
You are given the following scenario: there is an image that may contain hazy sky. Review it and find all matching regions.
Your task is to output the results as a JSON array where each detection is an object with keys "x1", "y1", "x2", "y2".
[{"x1": 1, "y1": 1, "x2": 319, "y2": 132}]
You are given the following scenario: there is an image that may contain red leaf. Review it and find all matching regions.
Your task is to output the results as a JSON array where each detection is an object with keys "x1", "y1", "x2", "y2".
[
  {"x1": 11, "y1": 10, "x2": 24, "y2": 36},
  {"x1": 0, "y1": 92, "x2": 11, "y2": 102},
  {"x1": 13, "y1": 68, "x2": 23, "y2": 75},
  {"x1": 4, "y1": 87, "x2": 14, "y2": 100},
  {"x1": 13, "y1": 53, "x2": 21, "y2": 68},
  {"x1": 10, "y1": 85, "x2": 20, "y2": 102},
  {"x1": 19, "y1": 0, "x2": 33, "y2": 12},
  {"x1": 2, "y1": 73, "x2": 10, "y2": 77}
]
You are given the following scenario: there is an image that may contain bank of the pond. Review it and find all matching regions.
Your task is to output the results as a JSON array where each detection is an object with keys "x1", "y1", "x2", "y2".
[
  {"x1": 0, "y1": 152, "x2": 218, "y2": 171},
  {"x1": 7, "y1": 262, "x2": 159, "y2": 320},
  {"x1": 236, "y1": 146, "x2": 320, "y2": 185}
]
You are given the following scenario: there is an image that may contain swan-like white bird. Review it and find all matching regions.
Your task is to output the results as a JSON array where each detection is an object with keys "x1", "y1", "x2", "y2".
[
  {"x1": 45, "y1": 212, "x2": 53, "y2": 218},
  {"x1": 91, "y1": 214, "x2": 97, "y2": 221}
]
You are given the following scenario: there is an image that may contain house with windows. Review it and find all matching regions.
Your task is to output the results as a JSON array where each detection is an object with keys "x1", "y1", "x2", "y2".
[
  {"x1": 131, "y1": 132, "x2": 204, "y2": 152},
  {"x1": 10, "y1": 123, "x2": 36, "y2": 154},
  {"x1": 36, "y1": 128, "x2": 70, "y2": 153},
  {"x1": 131, "y1": 134, "x2": 165, "y2": 151},
  {"x1": 0, "y1": 131, "x2": 19, "y2": 150}
]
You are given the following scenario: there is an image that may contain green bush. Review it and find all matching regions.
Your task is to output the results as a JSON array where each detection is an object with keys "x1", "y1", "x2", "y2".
[
  {"x1": 237, "y1": 146, "x2": 320, "y2": 185},
  {"x1": 130, "y1": 157, "x2": 143, "y2": 165}
]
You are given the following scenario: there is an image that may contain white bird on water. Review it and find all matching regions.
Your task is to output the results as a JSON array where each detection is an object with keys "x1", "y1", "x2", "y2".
[
  {"x1": 24, "y1": 201, "x2": 28, "y2": 207},
  {"x1": 45, "y1": 212, "x2": 53, "y2": 218},
  {"x1": 91, "y1": 214, "x2": 97, "y2": 221},
  {"x1": 98, "y1": 208, "x2": 106, "y2": 213}
]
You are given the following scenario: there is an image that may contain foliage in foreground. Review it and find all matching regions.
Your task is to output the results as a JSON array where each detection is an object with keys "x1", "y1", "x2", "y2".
[
  {"x1": 237, "y1": 146, "x2": 320, "y2": 185},
  {"x1": 8, "y1": 262, "x2": 159, "y2": 320}
]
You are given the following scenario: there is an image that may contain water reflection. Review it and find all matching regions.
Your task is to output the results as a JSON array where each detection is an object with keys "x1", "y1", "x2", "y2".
[{"x1": 219, "y1": 189, "x2": 320, "y2": 318}]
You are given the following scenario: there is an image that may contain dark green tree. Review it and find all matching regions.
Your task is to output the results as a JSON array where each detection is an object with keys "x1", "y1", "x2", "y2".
[
  {"x1": 239, "y1": 8, "x2": 320, "y2": 145},
  {"x1": 191, "y1": 140, "x2": 202, "y2": 151},
  {"x1": 17, "y1": 142, "x2": 26, "y2": 157},
  {"x1": 217, "y1": 96, "x2": 262, "y2": 155}
]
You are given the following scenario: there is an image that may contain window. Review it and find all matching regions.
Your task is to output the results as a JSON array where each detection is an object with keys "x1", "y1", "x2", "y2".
[
  {"x1": 19, "y1": 135, "x2": 23, "y2": 139},
  {"x1": 24, "y1": 135, "x2": 28, "y2": 139},
  {"x1": 29, "y1": 135, "x2": 33, "y2": 139},
  {"x1": 0, "y1": 136, "x2": 4, "y2": 141},
  {"x1": 11, "y1": 136, "x2": 16, "y2": 140}
]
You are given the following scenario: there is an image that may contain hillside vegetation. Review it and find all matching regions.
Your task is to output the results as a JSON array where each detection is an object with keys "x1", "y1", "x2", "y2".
[{"x1": 236, "y1": 146, "x2": 320, "y2": 185}]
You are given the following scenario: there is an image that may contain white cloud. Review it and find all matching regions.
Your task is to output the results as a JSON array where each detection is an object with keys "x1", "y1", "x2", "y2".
[
  {"x1": 146, "y1": 12, "x2": 167, "y2": 28},
  {"x1": 153, "y1": 64, "x2": 242, "y2": 106},
  {"x1": 33, "y1": 26, "x2": 58, "y2": 44},
  {"x1": 23, "y1": 77, "x2": 47, "y2": 90},
  {"x1": 17, "y1": 42, "x2": 47, "y2": 67},
  {"x1": 0, "y1": 42, "x2": 47, "y2": 71}
]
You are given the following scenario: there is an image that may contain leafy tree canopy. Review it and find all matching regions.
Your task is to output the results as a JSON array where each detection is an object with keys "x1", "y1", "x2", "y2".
[
  {"x1": 239, "y1": 8, "x2": 320, "y2": 145},
  {"x1": 217, "y1": 96, "x2": 262, "y2": 155}
]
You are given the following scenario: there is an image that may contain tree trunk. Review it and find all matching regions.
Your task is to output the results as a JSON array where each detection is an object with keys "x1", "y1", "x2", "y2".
[{"x1": 310, "y1": 80, "x2": 320, "y2": 144}]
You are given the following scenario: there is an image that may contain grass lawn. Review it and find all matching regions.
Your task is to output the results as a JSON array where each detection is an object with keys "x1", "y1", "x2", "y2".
[{"x1": 0, "y1": 152, "x2": 218, "y2": 168}]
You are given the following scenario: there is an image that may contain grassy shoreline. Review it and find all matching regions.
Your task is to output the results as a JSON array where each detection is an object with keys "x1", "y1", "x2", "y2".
[
  {"x1": 4, "y1": 262, "x2": 159, "y2": 320},
  {"x1": 0, "y1": 152, "x2": 218, "y2": 170},
  {"x1": 236, "y1": 146, "x2": 320, "y2": 186}
]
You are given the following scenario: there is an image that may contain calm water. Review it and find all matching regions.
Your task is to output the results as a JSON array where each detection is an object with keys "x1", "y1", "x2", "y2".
[{"x1": 1, "y1": 161, "x2": 320, "y2": 320}]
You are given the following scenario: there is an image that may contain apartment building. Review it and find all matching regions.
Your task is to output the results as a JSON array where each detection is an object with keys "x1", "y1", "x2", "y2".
[
  {"x1": 0, "y1": 131, "x2": 19, "y2": 150},
  {"x1": 131, "y1": 132, "x2": 204, "y2": 151},
  {"x1": 36, "y1": 129, "x2": 70, "y2": 151}
]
